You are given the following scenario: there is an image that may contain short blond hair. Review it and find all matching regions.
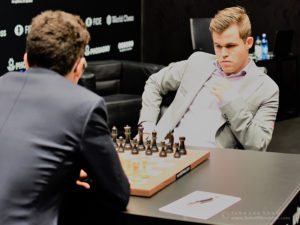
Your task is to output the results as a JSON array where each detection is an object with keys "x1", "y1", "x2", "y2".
[{"x1": 209, "y1": 6, "x2": 251, "y2": 41}]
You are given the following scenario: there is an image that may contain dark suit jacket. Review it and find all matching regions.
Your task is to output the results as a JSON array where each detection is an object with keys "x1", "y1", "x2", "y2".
[{"x1": 0, "y1": 68, "x2": 130, "y2": 225}]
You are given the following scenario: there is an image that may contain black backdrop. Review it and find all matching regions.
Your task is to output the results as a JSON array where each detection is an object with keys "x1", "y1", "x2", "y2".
[{"x1": 0, "y1": 0, "x2": 141, "y2": 75}]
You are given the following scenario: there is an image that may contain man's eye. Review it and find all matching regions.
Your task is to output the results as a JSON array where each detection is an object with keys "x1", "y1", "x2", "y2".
[{"x1": 227, "y1": 44, "x2": 235, "y2": 48}]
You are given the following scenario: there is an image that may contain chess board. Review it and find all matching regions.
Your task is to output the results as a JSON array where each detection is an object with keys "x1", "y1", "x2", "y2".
[{"x1": 118, "y1": 149, "x2": 210, "y2": 197}]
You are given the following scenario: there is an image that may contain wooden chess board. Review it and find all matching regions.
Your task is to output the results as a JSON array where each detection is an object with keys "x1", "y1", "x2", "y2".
[{"x1": 118, "y1": 149, "x2": 210, "y2": 197}]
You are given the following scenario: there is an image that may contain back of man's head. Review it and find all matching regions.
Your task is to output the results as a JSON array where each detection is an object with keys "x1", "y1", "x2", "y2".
[
  {"x1": 26, "y1": 10, "x2": 90, "y2": 76},
  {"x1": 209, "y1": 6, "x2": 252, "y2": 41}
]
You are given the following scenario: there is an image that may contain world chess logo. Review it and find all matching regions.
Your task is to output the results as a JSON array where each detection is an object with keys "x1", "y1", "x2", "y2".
[{"x1": 106, "y1": 15, "x2": 112, "y2": 26}]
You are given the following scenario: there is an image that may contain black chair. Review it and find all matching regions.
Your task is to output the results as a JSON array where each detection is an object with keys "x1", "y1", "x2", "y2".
[
  {"x1": 190, "y1": 18, "x2": 214, "y2": 54},
  {"x1": 80, "y1": 60, "x2": 165, "y2": 136}
]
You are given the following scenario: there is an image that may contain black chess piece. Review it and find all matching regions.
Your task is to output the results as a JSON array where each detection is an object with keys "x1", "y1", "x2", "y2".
[
  {"x1": 165, "y1": 132, "x2": 174, "y2": 153},
  {"x1": 111, "y1": 126, "x2": 118, "y2": 149},
  {"x1": 118, "y1": 136, "x2": 124, "y2": 153},
  {"x1": 159, "y1": 141, "x2": 167, "y2": 157},
  {"x1": 166, "y1": 142, "x2": 173, "y2": 153},
  {"x1": 131, "y1": 139, "x2": 139, "y2": 154},
  {"x1": 151, "y1": 131, "x2": 159, "y2": 152},
  {"x1": 179, "y1": 136, "x2": 187, "y2": 155},
  {"x1": 137, "y1": 126, "x2": 146, "y2": 151},
  {"x1": 145, "y1": 139, "x2": 152, "y2": 155},
  {"x1": 124, "y1": 125, "x2": 132, "y2": 150},
  {"x1": 173, "y1": 142, "x2": 181, "y2": 158}
]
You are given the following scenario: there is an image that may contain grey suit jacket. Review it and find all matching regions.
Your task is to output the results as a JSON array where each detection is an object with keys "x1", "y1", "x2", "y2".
[
  {"x1": 139, "y1": 52, "x2": 279, "y2": 151},
  {"x1": 0, "y1": 68, "x2": 130, "y2": 225}
]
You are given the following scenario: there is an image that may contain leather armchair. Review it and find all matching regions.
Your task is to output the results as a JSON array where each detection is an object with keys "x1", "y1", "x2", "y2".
[{"x1": 80, "y1": 60, "x2": 165, "y2": 135}]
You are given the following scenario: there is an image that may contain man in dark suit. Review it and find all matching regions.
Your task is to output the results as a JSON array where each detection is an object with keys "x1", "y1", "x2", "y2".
[{"x1": 0, "y1": 10, "x2": 130, "y2": 225}]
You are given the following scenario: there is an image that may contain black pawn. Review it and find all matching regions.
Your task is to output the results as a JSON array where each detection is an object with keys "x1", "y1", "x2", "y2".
[
  {"x1": 166, "y1": 142, "x2": 173, "y2": 153},
  {"x1": 173, "y1": 143, "x2": 181, "y2": 158},
  {"x1": 131, "y1": 139, "x2": 139, "y2": 155},
  {"x1": 159, "y1": 141, "x2": 167, "y2": 157},
  {"x1": 145, "y1": 139, "x2": 152, "y2": 155},
  {"x1": 118, "y1": 136, "x2": 124, "y2": 153},
  {"x1": 151, "y1": 131, "x2": 159, "y2": 152},
  {"x1": 179, "y1": 136, "x2": 187, "y2": 155}
]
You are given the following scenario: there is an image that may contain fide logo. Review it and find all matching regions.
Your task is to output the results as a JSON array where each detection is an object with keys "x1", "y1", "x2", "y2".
[
  {"x1": 85, "y1": 17, "x2": 93, "y2": 28},
  {"x1": 14, "y1": 24, "x2": 31, "y2": 37}
]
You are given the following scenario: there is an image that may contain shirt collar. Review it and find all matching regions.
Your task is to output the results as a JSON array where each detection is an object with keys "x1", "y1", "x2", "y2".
[{"x1": 213, "y1": 58, "x2": 254, "y2": 78}]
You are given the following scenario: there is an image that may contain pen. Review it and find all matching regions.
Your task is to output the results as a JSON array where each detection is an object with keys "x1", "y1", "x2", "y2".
[{"x1": 187, "y1": 197, "x2": 214, "y2": 205}]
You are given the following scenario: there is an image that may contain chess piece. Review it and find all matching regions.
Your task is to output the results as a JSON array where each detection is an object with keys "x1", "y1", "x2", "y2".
[
  {"x1": 166, "y1": 142, "x2": 173, "y2": 153},
  {"x1": 124, "y1": 125, "x2": 132, "y2": 150},
  {"x1": 118, "y1": 136, "x2": 124, "y2": 153},
  {"x1": 165, "y1": 132, "x2": 174, "y2": 153},
  {"x1": 145, "y1": 139, "x2": 152, "y2": 155},
  {"x1": 159, "y1": 141, "x2": 167, "y2": 157},
  {"x1": 179, "y1": 136, "x2": 187, "y2": 155},
  {"x1": 131, "y1": 139, "x2": 139, "y2": 154},
  {"x1": 111, "y1": 126, "x2": 118, "y2": 149},
  {"x1": 151, "y1": 131, "x2": 159, "y2": 152},
  {"x1": 173, "y1": 142, "x2": 181, "y2": 158},
  {"x1": 137, "y1": 126, "x2": 146, "y2": 151}
]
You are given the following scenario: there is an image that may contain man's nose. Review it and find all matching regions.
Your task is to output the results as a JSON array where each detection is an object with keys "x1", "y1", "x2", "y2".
[{"x1": 221, "y1": 47, "x2": 229, "y2": 57}]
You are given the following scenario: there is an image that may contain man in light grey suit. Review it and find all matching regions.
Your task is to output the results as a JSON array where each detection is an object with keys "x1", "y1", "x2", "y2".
[{"x1": 139, "y1": 6, "x2": 279, "y2": 151}]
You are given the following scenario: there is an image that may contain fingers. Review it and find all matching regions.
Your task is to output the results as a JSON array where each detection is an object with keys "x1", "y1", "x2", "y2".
[
  {"x1": 76, "y1": 169, "x2": 90, "y2": 189},
  {"x1": 79, "y1": 169, "x2": 88, "y2": 179},
  {"x1": 76, "y1": 180, "x2": 91, "y2": 189},
  {"x1": 210, "y1": 78, "x2": 232, "y2": 101}
]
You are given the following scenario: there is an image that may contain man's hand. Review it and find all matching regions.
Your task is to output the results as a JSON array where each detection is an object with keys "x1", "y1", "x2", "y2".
[
  {"x1": 210, "y1": 77, "x2": 237, "y2": 103},
  {"x1": 76, "y1": 169, "x2": 90, "y2": 189}
]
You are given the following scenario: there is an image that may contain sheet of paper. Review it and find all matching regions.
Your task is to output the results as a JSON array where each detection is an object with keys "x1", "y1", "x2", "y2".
[{"x1": 159, "y1": 191, "x2": 241, "y2": 220}]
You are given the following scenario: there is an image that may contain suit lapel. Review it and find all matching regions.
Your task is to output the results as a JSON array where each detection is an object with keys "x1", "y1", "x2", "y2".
[
  {"x1": 238, "y1": 64, "x2": 264, "y2": 100},
  {"x1": 156, "y1": 56, "x2": 216, "y2": 139}
]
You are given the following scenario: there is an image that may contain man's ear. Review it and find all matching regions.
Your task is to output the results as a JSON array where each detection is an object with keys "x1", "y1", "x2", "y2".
[
  {"x1": 23, "y1": 53, "x2": 30, "y2": 70},
  {"x1": 74, "y1": 57, "x2": 86, "y2": 80},
  {"x1": 246, "y1": 36, "x2": 254, "y2": 49}
]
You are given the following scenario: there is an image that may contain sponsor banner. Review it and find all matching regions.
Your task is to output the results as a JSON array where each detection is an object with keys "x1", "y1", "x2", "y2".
[{"x1": 0, "y1": 0, "x2": 141, "y2": 75}]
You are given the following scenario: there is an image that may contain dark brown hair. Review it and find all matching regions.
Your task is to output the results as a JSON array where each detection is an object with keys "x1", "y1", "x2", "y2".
[{"x1": 26, "y1": 10, "x2": 90, "y2": 75}]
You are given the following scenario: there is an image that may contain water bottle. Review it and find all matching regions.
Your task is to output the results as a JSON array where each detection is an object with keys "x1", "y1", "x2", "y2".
[
  {"x1": 254, "y1": 36, "x2": 262, "y2": 60},
  {"x1": 261, "y1": 33, "x2": 269, "y2": 60}
]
